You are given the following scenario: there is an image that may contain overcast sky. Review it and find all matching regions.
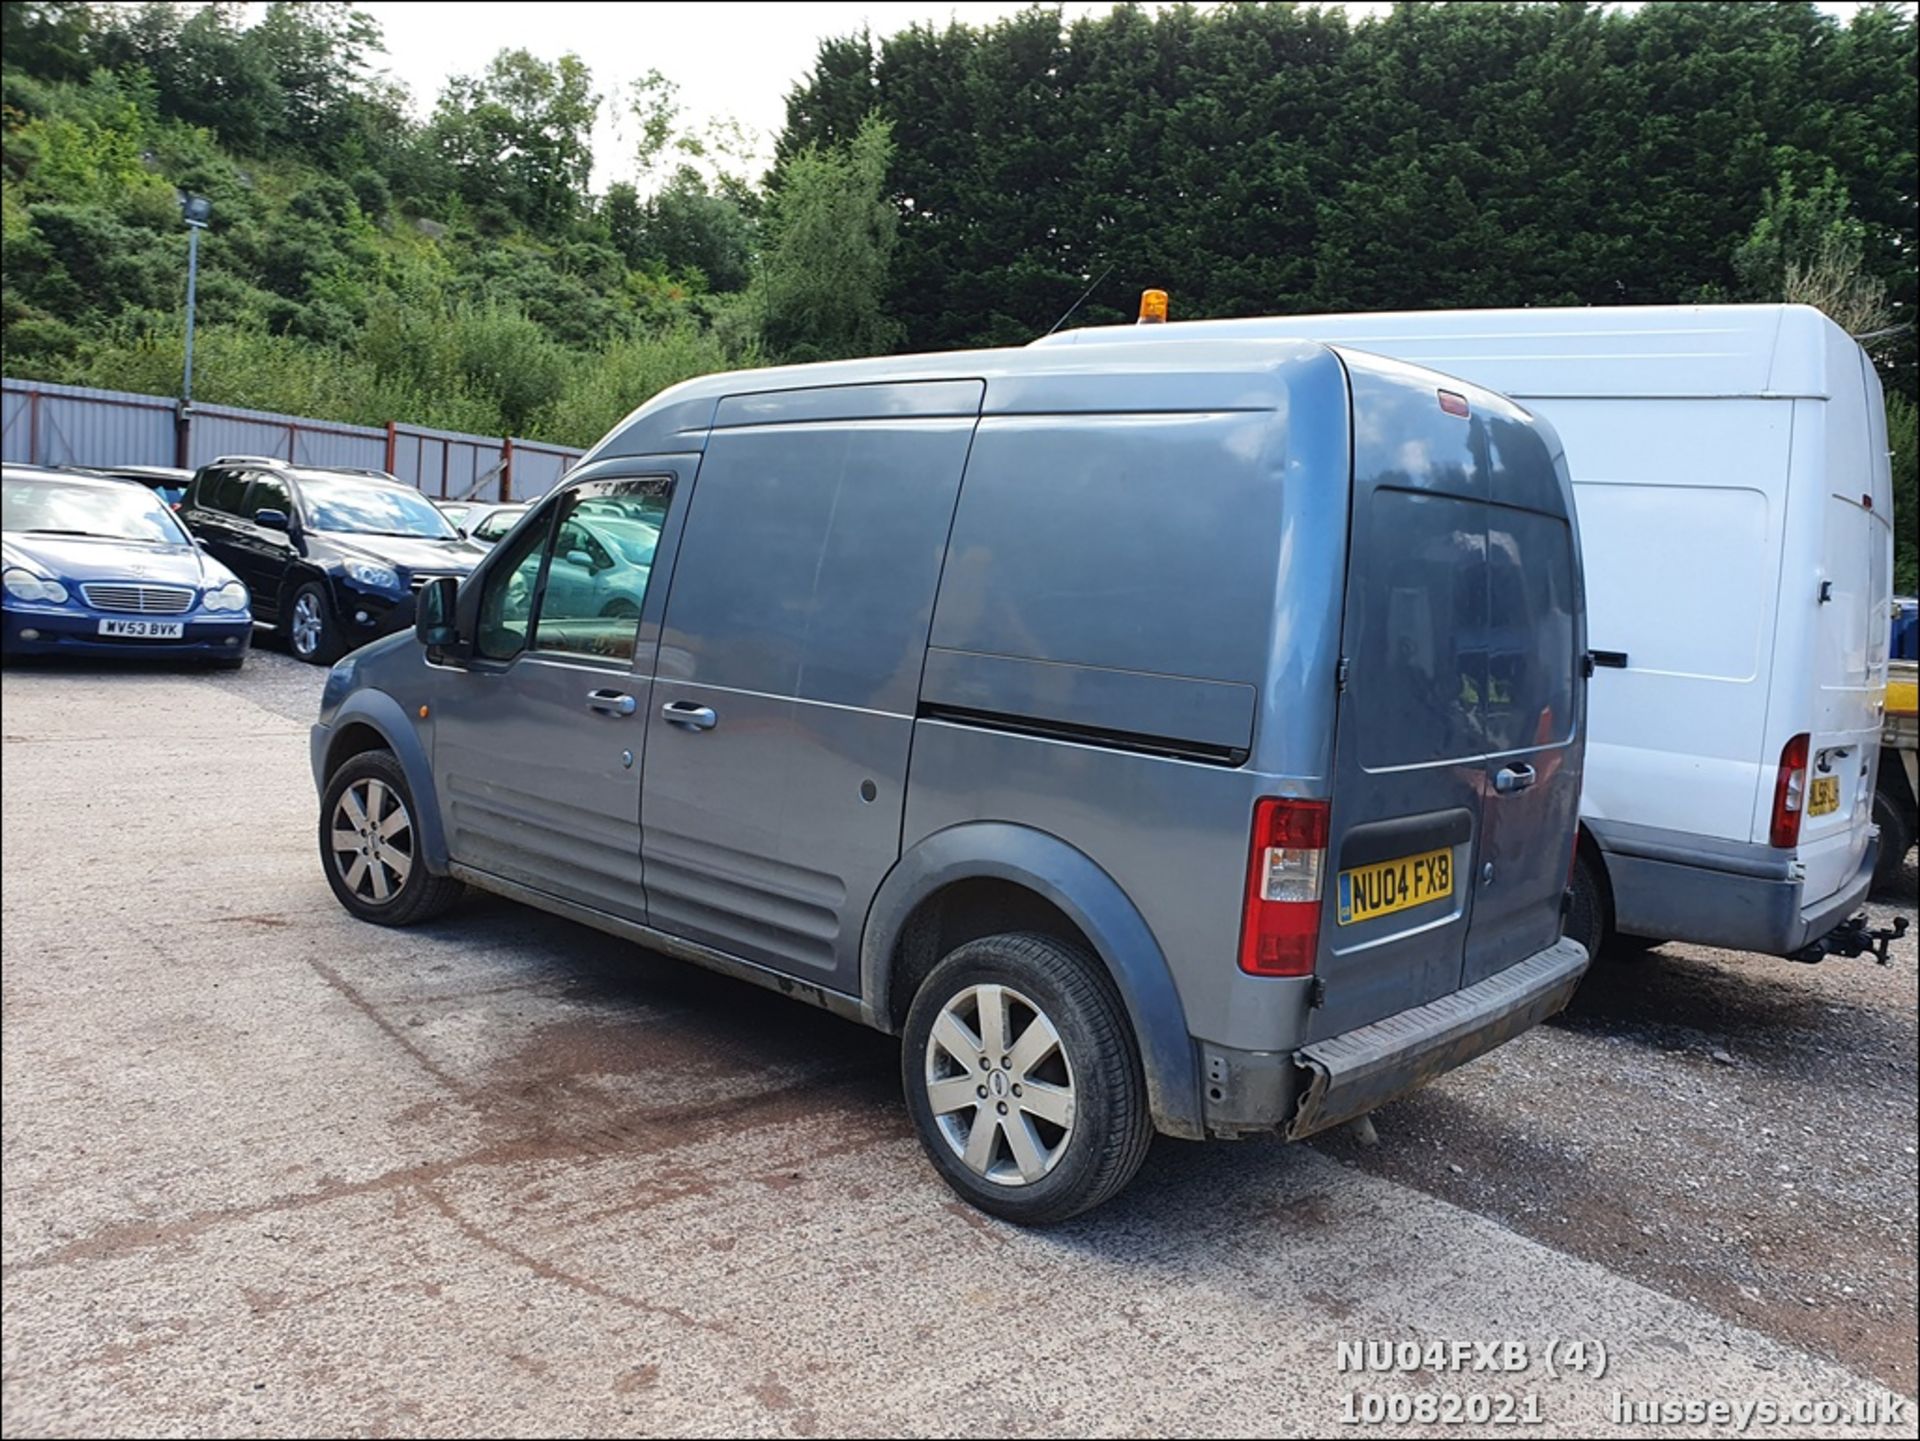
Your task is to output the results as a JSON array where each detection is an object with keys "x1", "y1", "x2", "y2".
[{"x1": 327, "y1": 1, "x2": 1890, "y2": 193}]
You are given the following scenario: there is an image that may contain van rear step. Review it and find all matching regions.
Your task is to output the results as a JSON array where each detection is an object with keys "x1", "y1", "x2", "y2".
[
  {"x1": 1286, "y1": 938, "x2": 1589, "y2": 1140},
  {"x1": 1789, "y1": 913, "x2": 1909, "y2": 966}
]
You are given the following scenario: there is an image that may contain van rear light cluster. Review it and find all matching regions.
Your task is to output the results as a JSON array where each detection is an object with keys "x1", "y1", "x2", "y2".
[
  {"x1": 1770, "y1": 732, "x2": 1810, "y2": 849},
  {"x1": 1238, "y1": 797, "x2": 1329, "y2": 976}
]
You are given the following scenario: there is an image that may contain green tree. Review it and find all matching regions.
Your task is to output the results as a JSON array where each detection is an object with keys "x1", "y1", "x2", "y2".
[
  {"x1": 640, "y1": 167, "x2": 752, "y2": 293},
  {"x1": 775, "y1": 0, "x2": 1915, "y2": 389},
  {"x1": 248, "y1": 2, "x2": 386, "y2": 156},
  {"x1": 431, "y1": 50, "x2": 597, "y2": 233},
  {"x1": 0, "y1": 2, "x2": 100, "y2": 83},
  {"x1": 1889, "y1": 392, "x2": 1918, "y2": 595},
  {"x1": 756, "y1": 113, "x2": 901, "y2": 362}
]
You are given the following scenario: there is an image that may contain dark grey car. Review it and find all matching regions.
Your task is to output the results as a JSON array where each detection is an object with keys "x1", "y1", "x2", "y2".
[{"x1": 311, "y1": 339, "x2": 1590, "y2": 1223}]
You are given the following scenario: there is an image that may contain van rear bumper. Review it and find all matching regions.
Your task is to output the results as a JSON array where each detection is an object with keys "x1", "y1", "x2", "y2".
[
  {"x1": 1282, "y1": 937, "x2": 1590, "y2": 1140},
  {"x1": 1605, "y1": 832, "x2": 1879, "y2": 957},
  {"x1": 1196, "y1": 938, "x2": 1589, "y2": 1139}
]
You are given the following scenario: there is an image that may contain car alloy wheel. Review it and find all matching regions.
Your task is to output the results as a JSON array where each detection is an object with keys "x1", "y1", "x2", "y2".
[
  {"x1": 328, "y1": 776, "x2": 413, "y2": 904},
  {"x1": 290, "y1": 591, "x2": 325, "y2": 658},
  {"x1": 923, "y1": 982, "x2": 1077, "y2": 1187}
]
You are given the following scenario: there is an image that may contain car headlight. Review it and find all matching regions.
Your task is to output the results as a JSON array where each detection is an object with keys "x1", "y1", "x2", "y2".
[
  {"x1": 202, "y1": 579, "x2": 249, "y2": 613},
  {"x1": 345, "y1": 560, "x2": 400, "y2": 591},
  {"x1": 3, "y1": 568, "x2": 69, "y2": 604}
]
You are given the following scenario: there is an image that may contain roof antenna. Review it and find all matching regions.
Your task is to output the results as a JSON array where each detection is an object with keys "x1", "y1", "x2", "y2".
[{"x1": 1042, "y1": 262, "x2": 1115, "y2": 338}]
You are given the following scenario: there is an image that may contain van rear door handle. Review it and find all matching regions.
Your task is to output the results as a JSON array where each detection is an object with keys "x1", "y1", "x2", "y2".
[
  {"x1": 586, "y1": 689, "x2": 637, "y2": 717},
  {"x1": 1494, "y1": 763, "x2": 1537, "y2": 794},
  {"x1": 661, "y1": 700, "x2": 717, "y2": 731}
]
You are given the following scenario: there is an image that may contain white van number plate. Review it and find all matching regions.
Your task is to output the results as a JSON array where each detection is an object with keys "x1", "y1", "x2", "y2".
[
  {"x1": 1807, "y1": 775, "x2": 1840, "y2": 817},
  {"x1": 98, "y1": 619, "x2": 184, "y2": 639}
]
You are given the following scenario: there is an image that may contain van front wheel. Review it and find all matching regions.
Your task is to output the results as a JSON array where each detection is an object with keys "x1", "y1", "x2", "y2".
[{"x1": 901, "y1": 932, "x2": 1152, "y2": 1225}]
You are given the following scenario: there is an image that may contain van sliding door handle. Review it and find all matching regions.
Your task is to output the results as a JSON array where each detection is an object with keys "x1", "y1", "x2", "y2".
[
  {"x1": 586, "y1": 689, "x2": 637, "y2": 717},
  {"x1": 1494, "y1": 764, "x2": 1537, "y2": 794},
  {"x1": 661, "y1": 701, "x2": 718, "y2": 731}
]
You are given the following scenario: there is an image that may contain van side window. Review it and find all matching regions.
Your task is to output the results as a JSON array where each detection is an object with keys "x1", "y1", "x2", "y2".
[
  {"x1": 533, "y1": 485, "x2": 669, "y2": 661},
  {"x1": 475, "y1": 508, "x2": 554, "y2": 662},
  {"x1": 473, "y1": 481, "x2": 669, "y2": 664}
]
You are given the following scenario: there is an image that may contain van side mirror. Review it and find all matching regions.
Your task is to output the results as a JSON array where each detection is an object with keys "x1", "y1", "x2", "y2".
[
  {"x1": 415, "y1": 575, "x2": 459, "y2": 648},
  {"x1": 254, "y1": 508, "x2": 290, "y2": 531}
]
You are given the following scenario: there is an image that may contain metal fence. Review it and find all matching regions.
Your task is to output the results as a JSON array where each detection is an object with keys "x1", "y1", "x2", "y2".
[{"x1": 0, "y1": 377, "x2": 583, "y2": 501}]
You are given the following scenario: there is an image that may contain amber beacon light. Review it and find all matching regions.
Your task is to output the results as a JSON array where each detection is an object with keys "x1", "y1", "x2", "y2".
[{"x1": 1137, "y1": 288, "x2": 1169, "y2": 324}]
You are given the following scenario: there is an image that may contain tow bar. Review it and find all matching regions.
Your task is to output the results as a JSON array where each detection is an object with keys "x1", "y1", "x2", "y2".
[{"x1": 1790, "y1": 913, "x2": 1910, "y2": 966}]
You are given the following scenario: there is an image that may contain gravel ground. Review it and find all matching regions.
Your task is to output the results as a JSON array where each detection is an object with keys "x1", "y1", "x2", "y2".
[
  {"x1": 2, "y1": 645, "x2": 1915, "y2": 1437},
  {"x1": 1318, "y1": 854, "x2": 1919, "y2": 1395}
]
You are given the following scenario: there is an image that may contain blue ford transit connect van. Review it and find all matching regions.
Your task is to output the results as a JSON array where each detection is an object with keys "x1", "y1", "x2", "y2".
[{"x1": 311, "y1": 339, "x2": 1590, "y2": 1222}]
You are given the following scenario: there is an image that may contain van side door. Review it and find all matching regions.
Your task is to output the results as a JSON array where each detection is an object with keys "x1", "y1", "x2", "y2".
[
  {"x1": 642, "y1": 381, "x2": 983, "y2": 994},
  {"x1": 426, "y1": 466, "x2": 690, "y2": 921}
]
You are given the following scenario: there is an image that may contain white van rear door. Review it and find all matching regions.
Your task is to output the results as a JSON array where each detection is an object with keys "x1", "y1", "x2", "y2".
[{"x1": 1799, "y1": 485, "x2": 1889, "y2": 903}]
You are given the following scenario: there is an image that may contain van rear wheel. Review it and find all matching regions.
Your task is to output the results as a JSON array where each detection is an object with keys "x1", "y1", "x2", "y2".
[
  {"x1": 901, "y1": 932, "x2": 1151, "y2": 1225},
  {"x1": 1564, "y1": 850, "x2": 1609, "y2": 964}
]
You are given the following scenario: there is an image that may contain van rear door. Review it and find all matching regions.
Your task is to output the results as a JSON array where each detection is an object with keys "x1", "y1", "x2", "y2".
[
  {"x1": 1307, "y1": 356, "x2": 1493, "y2": 1042},
  {"x1": 1799, "y1": 484, "x2": 1888, "y2": 901},
  {"x1": 1463, "y1": 457, "x2": 1584, "y2": 984}
]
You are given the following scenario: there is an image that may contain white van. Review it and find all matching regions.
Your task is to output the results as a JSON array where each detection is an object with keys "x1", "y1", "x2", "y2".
[{"x1": 1040, "y1": 304, "x2": 1898, "y2": 963}]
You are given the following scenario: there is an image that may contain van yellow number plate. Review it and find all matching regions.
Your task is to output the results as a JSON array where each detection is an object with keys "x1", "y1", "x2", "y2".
[
  {"x1": 1337, "y1": 847, "x2": 1454, "y2": 926},
  {"x1": 1808, "y1": 775, "x2": 1840, "y2": 818}
]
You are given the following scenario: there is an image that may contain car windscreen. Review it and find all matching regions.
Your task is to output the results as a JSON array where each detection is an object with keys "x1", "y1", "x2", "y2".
[
  {"x1": 1, "y1": 476, "x2": 191, "y2": 545},
  {"x1": 300, "y1": 476, "x2": 456, "y2": 538},
  {"x1": 590, "y1": 516, "x2": 660, "y2": 564},
  {"x1": 472, "y1": 507, "x2": 527, "y2": 541}
]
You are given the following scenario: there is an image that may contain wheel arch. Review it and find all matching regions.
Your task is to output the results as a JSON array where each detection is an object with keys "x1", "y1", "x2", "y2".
[
  {"x1": 1575, "y1": 820, "x2": 1616, "y2": 931},
  {"x1": 860, "y1": 822, "x2": 1203, "y2": 1139},
  {"x1": 316, "y1": 690, "x2": 449, "y2": 871},
  {"x1": 279, "y1": 563, "x2": 335, "y2": 622}
]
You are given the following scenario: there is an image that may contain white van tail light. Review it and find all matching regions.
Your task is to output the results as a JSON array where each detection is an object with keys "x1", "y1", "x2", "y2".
[
  {"x1": 1770, "y1": 732, "x2": 1810, "y2": 849},
  {"x1": 1239, "y1": 798, "x2": 1329, "y2": 976}
]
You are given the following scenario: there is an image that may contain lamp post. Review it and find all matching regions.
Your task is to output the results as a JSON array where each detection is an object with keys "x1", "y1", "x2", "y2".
[{"x1": 176, "y1": 193, "x2": 211, "y2": 466}]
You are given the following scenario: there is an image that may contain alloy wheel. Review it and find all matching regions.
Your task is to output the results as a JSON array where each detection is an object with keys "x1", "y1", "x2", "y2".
[
  {"x1": 923, "y1": 982, "x2": 1077, "y2": 1187},
  {"x1": 328, "y1": 777, "x2": 413, "y2": 904},
  {"x1": 290, "y1": 593, "x2": 323, "y2": 658}
]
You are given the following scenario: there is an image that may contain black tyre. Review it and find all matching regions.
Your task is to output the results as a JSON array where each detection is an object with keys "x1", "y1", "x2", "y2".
[
  {"x1": 1564, "y1": 848, "x2": 1609, "y2": 963},
  {"x1": 902, "y1": 932, "x2": 1152, "y2": 1225},
  {"x1": 287, "y1": 580, "x2": 344, "y2": 665},
  {"x1": 1873, "y1": 779, "x2": 1914, "y2": 895},
  {"x1": 319, "y1": 750, "x2": 463, "y2": 926}
]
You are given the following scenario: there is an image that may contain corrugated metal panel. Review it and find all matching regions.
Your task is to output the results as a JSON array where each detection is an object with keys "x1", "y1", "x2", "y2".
[
  {"x1": 390, "y1": 429, "x2": 506, "y2": 500},
  {"x1": 507, "y1": 441, "x2": 577, "y2": 500},
  {"x1": 191, "y1": 411, "x2": 296, "y2": 469},
  {"x1": 2, "y1": 376, "x2": 584, "y2": 494},
  {"x1": 190, "y1": 402, "x2": 387, "y2": 473},
  {"x1": 1, "y1": 378, "x2": 175, "y2": 468}
]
